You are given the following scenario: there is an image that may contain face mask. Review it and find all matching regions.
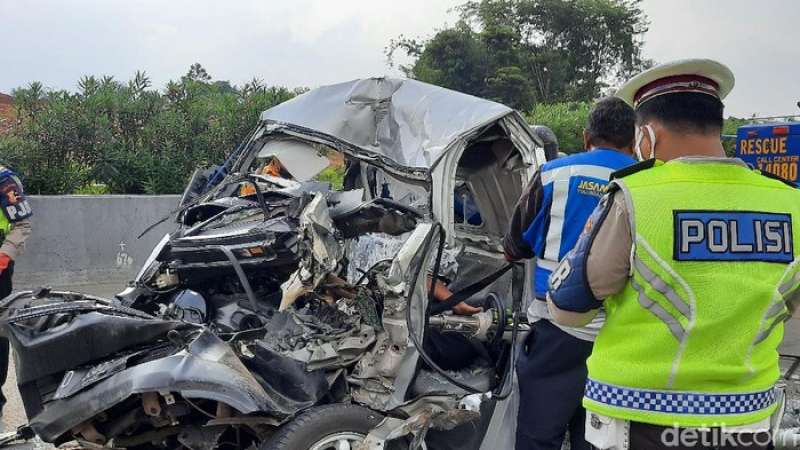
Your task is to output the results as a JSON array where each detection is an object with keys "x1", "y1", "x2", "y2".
[{"x1": 634, "y1": 124, "x2": 657, "y2": 161}]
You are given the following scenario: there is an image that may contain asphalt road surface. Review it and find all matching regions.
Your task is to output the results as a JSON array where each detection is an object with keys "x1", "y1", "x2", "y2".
[{"x1": 4, "y1": 281, "x2": 800, "y2": 439}]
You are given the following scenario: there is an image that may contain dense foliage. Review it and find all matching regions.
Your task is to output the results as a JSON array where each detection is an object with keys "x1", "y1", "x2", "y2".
[
  {"x1": 389, "y1": 0, "x2": 651, "y2": 110},
  {"x1": 527, "y1": 100, "x2": 747, "y2": 155},
  {"x1": 0, "y1": 64, "x2": 298, "y2": 195},
  {"x1": 0, "y1": 57, "x2": 751, "y2": 195},
  {"x1": 526, "y1": 101, "x2": 593, "y2": 152}
]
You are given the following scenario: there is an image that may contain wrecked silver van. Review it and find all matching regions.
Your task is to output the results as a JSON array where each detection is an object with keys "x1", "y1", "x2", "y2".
[{"x1": 0, "y1": 78, "x2": 544, "y2": 450}]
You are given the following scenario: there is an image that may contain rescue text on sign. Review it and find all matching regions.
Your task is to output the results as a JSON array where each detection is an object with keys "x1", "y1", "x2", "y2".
[
  {"x1": 736, "y1": 130, "x2": 800, "y2": 182},
  {"x1": 739, "y1": 137, "x2": 788, "y2": 155}
]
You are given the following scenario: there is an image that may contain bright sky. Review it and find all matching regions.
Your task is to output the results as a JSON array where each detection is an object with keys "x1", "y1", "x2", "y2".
[{"x1": 0, "y1": 0, "x2": 798, "y2": 118}]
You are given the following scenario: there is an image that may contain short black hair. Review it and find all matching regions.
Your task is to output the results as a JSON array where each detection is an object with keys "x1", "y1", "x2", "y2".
[
  {"x1": 586, "y1": 97, "x2": 635, "y2": 150},
  {"x1": 636, "y1": 92, "x2": 723, "y2": 134}
]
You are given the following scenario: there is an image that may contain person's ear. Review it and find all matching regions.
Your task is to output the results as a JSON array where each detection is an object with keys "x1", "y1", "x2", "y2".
[
  {"x1": 583, "y1": 129, "x2": 591, "y2": 150},
  {"x1": 622, "y1": 135, "x2": 635, "y2": 156},
  {"x1": 637, "y1": 123, "x2": 661, "y2": 160}
]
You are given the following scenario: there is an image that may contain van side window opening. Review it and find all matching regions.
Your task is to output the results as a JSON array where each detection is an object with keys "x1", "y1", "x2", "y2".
[
  {"x1": 453, "y1": 126, "x2": 528, "y2": 240},
  {"x1": 454, "y1": 182, "x2": 483, "y2": 227}
]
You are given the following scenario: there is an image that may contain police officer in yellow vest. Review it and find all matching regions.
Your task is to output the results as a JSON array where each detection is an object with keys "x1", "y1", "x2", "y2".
[
  {"x1": 546, "y1": 59, "x2": 800, "y2": 449},
  {"x1": 0, "y1": 165, "x2": 32, "y2": 415}
]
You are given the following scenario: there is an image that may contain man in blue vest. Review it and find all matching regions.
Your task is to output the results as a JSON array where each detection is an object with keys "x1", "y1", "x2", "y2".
[{"x1": 504, "y1": 97, "x2": 636, "y2": 450}]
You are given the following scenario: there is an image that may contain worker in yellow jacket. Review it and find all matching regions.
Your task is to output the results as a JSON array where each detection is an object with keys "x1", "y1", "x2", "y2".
[
  {"x1": 547, "y1": 59, "x2": 800, "y2": 449},
  {"x1": 0, "y1": 164, "x2": 32, "y2": 416}
]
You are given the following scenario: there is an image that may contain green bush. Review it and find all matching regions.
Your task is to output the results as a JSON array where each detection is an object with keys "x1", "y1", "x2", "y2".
[
  {"x1": 526, "y1": 102, "x2": 592, "y2": 153},
  {"x1": 74, "y1": 183, "x2": 110, "y2": 195},
  {"x1": 0, "y1": 66, "x2": 296, "y2": 194},
  {"x1": 722, "y1": 116, "x2": 749, "y2": 157}
]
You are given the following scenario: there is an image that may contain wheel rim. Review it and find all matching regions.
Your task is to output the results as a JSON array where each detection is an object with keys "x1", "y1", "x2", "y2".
[{"x1": 308, "y1": 432, "x2": 366, "y2": 450}]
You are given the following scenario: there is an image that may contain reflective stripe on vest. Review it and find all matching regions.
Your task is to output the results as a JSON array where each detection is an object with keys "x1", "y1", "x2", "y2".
[
  {"x1": 631, "y1": 237, "x2": 692, "y2": 342},
  {"x1": 540, "y1": 164, "x2": 617, "y2": 262},
  {"x1": 527, "y1": 149, "x2": 635, "y2": 298},
  {"x1": 586, "y1": 380, "x2": 777, "y2": 417},
  {"x1": 0, "y1": 211, "x2": 9, "y2": 244},
  {"x1": 585, "y1": 158, "x2": 800, "y2": 427}
]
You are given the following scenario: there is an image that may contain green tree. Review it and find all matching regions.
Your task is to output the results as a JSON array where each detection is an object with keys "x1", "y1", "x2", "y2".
[
  {"x1": 186, "y1": 63, "x2": 212, "y2": 82},
  {"x1": 389, "y1": 0, "x2": 651, "y2": 109},
  {"x1": 12, "y1": 81, "x2": 46, "y2": 120}
]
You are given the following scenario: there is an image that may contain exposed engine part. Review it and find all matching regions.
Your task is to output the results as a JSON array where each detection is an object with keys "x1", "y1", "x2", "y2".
[
  {"x1": 279, "y1": 268, "x2": 311, "y2": 312},
  {"x1": 215, "y1": 402, "x2": 233, "y2": 419},
  {"x1": 72, "y1": 421, "x2": 106, "y2": 445},
  {"x1": 428, "y1": 311, "x2": 494, "y2": 341},
  {"x1": 112, "y1": 426, "x2": 181, "y2": 448},
  {"x1": 279, "y1": 193, "x2": 342, "y2": 311},
  {"x1": 142, "y1": 392, "x2": 161, "y2": 417},
  {"x1": 427, "y1": 310, "x2": 530, "y2": 342},
  {"x1": 161, "y1": 392, "x2": 176, "y2": 405},
  {"x1": 103, "y1": 406, "x2": 144, "y2": 439},
  {"x1": 259, "y1": 296, "x2": 378, "y2": 371},
  {"x1": 206, "y1": 416, "x2": 282, "y2": 428},
  {"x1": 429, "y1": 310, "x2": 530, "y2": 341},
  {"x1": 214, "y1": 245, "x2": 261, "y2": 313},
  {"x1": 177, "y1": 425, "x2": 228, "y2": 450}
]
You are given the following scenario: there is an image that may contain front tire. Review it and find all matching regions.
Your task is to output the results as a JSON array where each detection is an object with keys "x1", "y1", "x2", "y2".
[{"x1": 261, "y1": 404, "x2": 401, "y2": 450}]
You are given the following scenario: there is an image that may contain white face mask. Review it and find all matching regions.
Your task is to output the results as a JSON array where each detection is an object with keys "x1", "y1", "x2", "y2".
[{"x1": 634, "y1": 124, "x2": 657, "y2": 161}]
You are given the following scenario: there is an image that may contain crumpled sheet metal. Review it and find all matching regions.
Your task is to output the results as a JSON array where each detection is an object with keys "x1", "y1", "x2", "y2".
[
  {"x1": 346, "y1": 234, "x2": 408, "y2": 285},
  {"x1": 260, "y1": 77, "x2": 526, "y2": 171},
  {"x1": 783, "y1": 399, "x2": 800, "y2": 428},
  {"x1": 357, "y1": 395, "x2": 481, "y2": 450},
  {"x1": 780, "y1": 360, "x2": 800, "y2": 430},
  {"x1": 346, "y1": 232, "x2": 460, "y2": 285},
  {"x1": 245, "y1": 342, "x2": 330, "y2": 414},
  {"x1": 279, "y1": 193, "x2": 341, "y2": 310},
  {"x1": 261, "y1": 302, "x2": 376, "y2": 371},
  {"x1": 28, "y1": 331, "x2": 285, "y2": 442},
  {"x1": 299, "y1": 193, "x2": 340, "y2": 271}
]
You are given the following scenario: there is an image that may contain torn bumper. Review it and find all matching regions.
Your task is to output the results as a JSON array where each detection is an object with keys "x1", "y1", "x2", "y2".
[{"x1": 29, "y1": 331, "x2": 284, "y2": 442}]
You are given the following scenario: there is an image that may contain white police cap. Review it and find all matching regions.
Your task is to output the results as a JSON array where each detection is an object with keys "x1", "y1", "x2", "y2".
[{"x1": 616, "y1": 58, "x2": 735, "y2": 109}]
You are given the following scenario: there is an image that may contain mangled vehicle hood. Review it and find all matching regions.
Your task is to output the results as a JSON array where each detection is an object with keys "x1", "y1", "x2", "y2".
[{"x1": 260, "y1": 77, "x2": 533, "y2": 172}]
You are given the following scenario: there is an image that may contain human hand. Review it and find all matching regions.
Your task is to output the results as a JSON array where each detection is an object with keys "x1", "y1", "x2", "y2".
[{"x1": 453, "y1": 302, "x2": 482, "y2": 316}]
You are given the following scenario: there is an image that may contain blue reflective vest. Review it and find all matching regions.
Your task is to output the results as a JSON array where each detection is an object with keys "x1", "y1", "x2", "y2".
[{"x1": 523, "y1": 149, "x2": 635, "y2": 298}]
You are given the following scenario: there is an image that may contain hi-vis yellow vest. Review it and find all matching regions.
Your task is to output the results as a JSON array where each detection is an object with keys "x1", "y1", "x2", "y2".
[
  {"x1": 0, "y1": 212, "x2": 10, "y2": 240},
  {"x1": 585, "y1": 158, "x2": 800, "y2": 428}
]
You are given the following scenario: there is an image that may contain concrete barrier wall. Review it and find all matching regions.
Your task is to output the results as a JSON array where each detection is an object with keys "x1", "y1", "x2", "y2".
[{"x1": 14, "y1": 195, "x2": 181, "y2": 289}]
